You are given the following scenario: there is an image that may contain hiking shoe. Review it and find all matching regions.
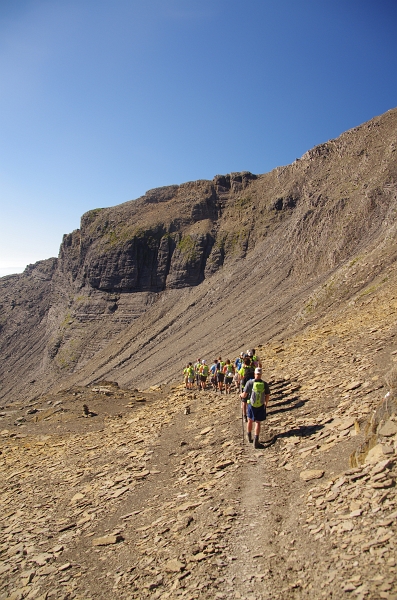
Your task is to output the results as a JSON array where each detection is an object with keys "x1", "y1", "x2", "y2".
[
  {"x1": 247, "y1": 431, "x2": 253, "y2": 443},
  {"x1": 254, "y1": 437, "x2": 264, "y2": 449}
]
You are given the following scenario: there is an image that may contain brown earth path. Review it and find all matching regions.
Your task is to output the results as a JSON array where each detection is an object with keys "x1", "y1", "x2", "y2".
[{"x1": 1, "y1": 367, "x2": 396, "y2": 600}]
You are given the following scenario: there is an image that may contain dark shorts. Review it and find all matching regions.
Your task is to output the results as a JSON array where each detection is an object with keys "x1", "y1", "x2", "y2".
[
  {"x1": 247, "y1": 403, "x2": 266, "y2": 422},
  {"x1": 217, "y1": 372, "x2": 225, "y2": 382},
  {"x1": 200, "y1": 375, "x2": 207, "y2": 382},
  {"x1": 225, "y1": 376, "x2": 233, "y2": 385}
]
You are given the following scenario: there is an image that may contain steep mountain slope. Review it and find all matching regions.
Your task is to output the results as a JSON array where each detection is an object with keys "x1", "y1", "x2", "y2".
[{"x1": 0, "y1": 107, "x2": 397, "y2": 403}]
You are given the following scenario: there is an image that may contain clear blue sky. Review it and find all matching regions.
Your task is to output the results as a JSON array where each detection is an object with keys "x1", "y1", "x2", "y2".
[{"x1": 1, "y1": 0, "x2": 396, "y2": 275}]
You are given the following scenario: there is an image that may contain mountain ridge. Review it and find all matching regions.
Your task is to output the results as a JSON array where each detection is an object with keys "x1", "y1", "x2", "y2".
[{"x1": 1, "y1": 106, "x2": 397, "y2": 402}]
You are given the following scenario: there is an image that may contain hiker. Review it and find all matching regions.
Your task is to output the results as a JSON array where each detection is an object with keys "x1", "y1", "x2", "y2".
[
  {"x1": 239, "y1": 357, "x2": 255, "y2": 420},
  {"x1": 250, "y1": 349, "x2": 261, "y2": 368},
  {"x1": 216, "y1": 356, "x2": 225, "y2": 393},
  {"x1": 234, "y1": 369, "x2": 241, "y2": 394},
  {"x1": 199, "y1": 360, "x2": 209, "y2": 390},
  {"x1": 194, "y1": 358, "x2": 202, "y2": 389},
  {"x1": 234, "y1": 352, "x2": 244, "y2": 372},
  {"x1": 209, "y1": 359, "x2": 218, "y2": 390},
  {"x1": 240, "y1": 367, "x2": 270, "y2": 448},
  {"x1": 183, "y1": 364, "x2": 189, "y2": 388},
  {"x1": 234, "y1": 352, "x2": 244, "y2": 392},
  {"x1": 223, "y1": 359, "x2": 235, "y2": 394},
  {"x1": 187, "y1": 362, "x2": 195, "y2": 389}
]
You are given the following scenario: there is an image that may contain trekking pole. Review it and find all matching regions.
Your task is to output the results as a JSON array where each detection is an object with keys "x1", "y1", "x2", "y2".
[{"x1": 241, "y1": 403, "x2": 245, "y2": 445}]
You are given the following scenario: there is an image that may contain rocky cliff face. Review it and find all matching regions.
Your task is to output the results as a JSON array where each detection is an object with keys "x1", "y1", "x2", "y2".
[
  {"x1": 1, "y1": 108, "x2": 397, "y2": 403},
  {"x1": 57, "y1": 174, "x2": 257, "y2": 293}
]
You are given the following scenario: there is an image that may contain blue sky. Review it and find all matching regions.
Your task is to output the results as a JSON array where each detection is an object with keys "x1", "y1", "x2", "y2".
[{"x1": 1, "y1": 0, "x2": 396, "y2": 275}]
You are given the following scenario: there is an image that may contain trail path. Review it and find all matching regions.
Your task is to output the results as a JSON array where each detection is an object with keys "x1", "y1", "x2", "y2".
[{"x1": 1, "y1": 359, "x2": 396, "y2": 600}]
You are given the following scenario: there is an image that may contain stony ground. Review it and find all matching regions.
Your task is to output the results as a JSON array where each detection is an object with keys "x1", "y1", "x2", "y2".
[{"x1": 1, "y1": 277, "x2": 397, "y2": 600}]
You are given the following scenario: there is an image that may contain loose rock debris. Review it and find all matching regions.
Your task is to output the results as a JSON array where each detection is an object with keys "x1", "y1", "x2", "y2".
[{"x1": 1, "y1": 334, "x2": 397, "y2": 599}]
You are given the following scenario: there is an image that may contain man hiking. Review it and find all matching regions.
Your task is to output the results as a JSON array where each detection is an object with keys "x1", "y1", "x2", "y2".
[
  {"x1": 240, "y1": 367, "x2": 270, "y2": 448},
  {"x1": 186, "y1": 362, "x2": 195, "y2": 389},
  {"x1": 234, "y1": 352, "x2": 244, "y2": 372},
  {"x1": 223, "y1": 359, "x2": 235, "y2": 394},
  {"x1": 239, "y1": 357, "x2": 255, "y2": 421},
  {"x1": 194, "y1": 358, "x2": 202, "y2": 389},
  {"x1": 216, "y1": 356, "x2": 225, "y2": 393},
  {"x1": 250, "y1": 349, "x2": 261, "y2": 368},
  {"x1": 183, "y1": 364, "x2": 189, "y2": 388},
  {"x1": 199, "y1": 360, "x2": 209, "y2": 390},
  {"x1": 209, "y1": 359, "x2": 218, "y2": 391}
]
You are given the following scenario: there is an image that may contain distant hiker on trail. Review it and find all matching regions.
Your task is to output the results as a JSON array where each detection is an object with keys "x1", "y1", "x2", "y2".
[
  {"x1": 240, "y1": 367, "x2": 270, "y2": 448},
  {"x1": 210, "y1": 359, "x2": 218, "y2": 390},
  {"x1": 234, "y1": 352, "x2": 244, "y2": 372},
  {"x1": 234, "y1": 352, "x2": 244, "y2": 392},
  {"x1": 239, "y1": 357, "x2": 255, "y2": 420},
  {"x1": 223, "y1": 359, "x2": 235, "y2": 394},
  {"x1": 239, "y1": 356, "x2": 255, "y2": 388},
  {"x1": 187, "y1": 362, "x2": 195, "y2": 389},
  {"x1": 250, "y1": 349, "x2": 260, "y2": 368},
  {"x1": 234, "y1": 369, "x2": 241, "y2": 394},
  {"x1": 216, "y1": 356, "x2": 225, "y2": 393},
  {"x1": 194, "y1": 358, "x2": 201, "y2": 389},
  {"x1": 183, "y1": 364, "x2": 189, "y2": 388},
  {"x1": 199, "y1": 360, "x2": 209, "y2": 390}
]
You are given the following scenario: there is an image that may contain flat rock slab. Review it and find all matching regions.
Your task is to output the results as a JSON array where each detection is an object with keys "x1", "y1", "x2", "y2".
[
  {"x1": 200, "y1": 427, "x2": 212, "y2": 435},
  {"x1": 365, "y1": 444, "x2": 387, "y2": 464},
  {"x1": 338, "y1": 418, "x2": 356, "y2": 431},
  {"x1": 92, "y1": 534, "x2": 123, "y2": 546},
  {"x1": 70, "y1": 492, "x2": 85, "y2": 503},
  {"x1": 132, "y1": 470, "x2": 150, "y2": 479},
  {"x1": 372, "y1": 459, "x2": 393, "y2": 475},
  {"x1": 164, "y1": 559, "x2": 185, "y2": 573},
  {"x1": 215, "y1": 460, "x2": 234, "y2": 470},
  {"x1": 178, "y1": 501, "x2": 201, "y2": 512},
  {"x1": 191, "y1": 552, "x2": 207, "y2": 562},
  {"x1": 300, "y1": 469, "x2": 324, "y2": 482},
  {"x1": 345, "y1": 381, "x2": 362, "y2": 391},
  {"x1": 31, "y1": 553, "x2": 52, "y2": 566},
  {"x1": 378, "y1": 421, "x2": 397, "y2": 437}
]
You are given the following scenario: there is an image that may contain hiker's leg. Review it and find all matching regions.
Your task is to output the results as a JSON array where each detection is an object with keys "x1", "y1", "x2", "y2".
[
  {"x1": 247, "y1": 416, "x2": 253, "y2": 442},
  {"x1": 241, "y1": 400, "x2": 247, "y2": 421}
]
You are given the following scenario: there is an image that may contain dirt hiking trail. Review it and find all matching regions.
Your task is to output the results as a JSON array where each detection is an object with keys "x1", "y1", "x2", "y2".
[{"x1": 1, "y1": 341, "x2": 397, "y2": 600}]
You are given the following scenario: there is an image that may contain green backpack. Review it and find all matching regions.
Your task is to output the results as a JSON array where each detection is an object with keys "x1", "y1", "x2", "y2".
[{"x1": 249, "y1": 380, "x2": 265, "y2": 408}]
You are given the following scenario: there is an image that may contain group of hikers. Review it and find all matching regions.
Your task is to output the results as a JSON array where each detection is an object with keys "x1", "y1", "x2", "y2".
[{"x1": 183, "y1": 350, "x2": 270, "y2": 449}]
